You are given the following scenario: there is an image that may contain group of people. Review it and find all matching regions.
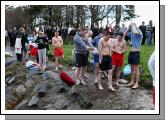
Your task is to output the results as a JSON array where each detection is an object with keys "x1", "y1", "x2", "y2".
[
  {"x1": 5, "y1": 25, "x2": 64, "y2": 71},
  {"x1": 5, "y1": 21, "x2": 155, "y2": 108},
  {"x1": 71, "y1": 22, "x2": 143, "y2": 91}
]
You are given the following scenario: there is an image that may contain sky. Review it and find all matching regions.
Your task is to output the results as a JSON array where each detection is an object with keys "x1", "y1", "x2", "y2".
[{"x1": 100, "y1": 5, "x2": 155, "y2": 28}]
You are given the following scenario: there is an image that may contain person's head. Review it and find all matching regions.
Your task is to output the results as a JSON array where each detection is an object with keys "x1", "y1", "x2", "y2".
[
  {"x1": 103, "y1": 31, "x2": 111, "y2": 41},
  {"x1": 48, "y1": 26, "x2": 51, "y2": 29},
  {"x1": 116, "y1": 32, "x2": 124, "y2": 41},
  {"x1": 149, "y1": 20, "x2": 153, "y2": 26},
  {"x1": 86, "y1": 30, "x2": 93, "y2": 38},
  {"x1": 13, "y1": 27, "x2": 16, "y2": 30},
  {"x1": 38, "y1": 31, "x2": 44, "y2": 37},
  {"x1": 142, "y1": 21, "x2": 145, "y2": 26},
  {"x1": 32, "y1": 30, "x2": 36, "y2": 36},
  {"x1": 54, "y1": 31, "x2": 59, "y2": 37},
  {"x1": 99, "y1": 30, "x2": 105, "y2": 38},
  {"x1": 19, "y1": 27, "x2": 25, "y2": 33},
  {"x1": 69, "y1": 29, "x2": 76, "y2": 37},
  {"x1": 79, "y1": 27, "x2": 88, "y2": 37}
]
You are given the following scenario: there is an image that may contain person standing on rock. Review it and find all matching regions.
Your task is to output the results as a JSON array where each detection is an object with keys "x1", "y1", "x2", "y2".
[
  {"x1": 125, "y1": 23, "x2": 143, "y2": 89},
  {"x1": 73, "y1": 27, "x2": 88, "y2": 85},
  {"x1": 35, "y1": 31, "x2": 48, "y2": 70},
  {"x1": 111, "y1": 32, "x2": 127, "y2": 86},
  {"x1": 52, "y1": 31, "x2": 64, "y2": 71},
  {"x1": 98, "y1": 31, "x2": 115, "y2": 91}
]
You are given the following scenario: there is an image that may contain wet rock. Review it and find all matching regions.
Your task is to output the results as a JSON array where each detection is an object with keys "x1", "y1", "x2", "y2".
[
  {"x1": 15, "y1": 85, "x2": 26, "y2": 96},
  {"x1": 14, "y1": 99, "x2": 29, "y2": 110},
  {"x1": 28, "y1": 96, "x2": 39, "y2": 107},
  {"x1": 57, "y1": 86, "x2": 67, "y2": 94},
  {"x1": 44, "y1": 104, "x2": 54, "y2": 109},
  {"x1": 71, "y1": 92, "x2": 93, "y2": 109},
  {"x1": 8, "y1": 77, "x2": 16, "y2": 84},
  {"x1": 25, "y1": 79, "x2": 34, "y2": 88},
  {"x1": 5, "y1": 87, "x2": 15, "y2": 102},
  {"x1": 37, "y1": 82, "x2": 48, "y2": 97}
]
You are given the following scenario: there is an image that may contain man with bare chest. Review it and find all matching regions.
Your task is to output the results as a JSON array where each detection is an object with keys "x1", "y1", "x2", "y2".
[
  {"x1": 98, "y1": 31, "x2": 115, "y2": 91},
  {"x1": 111, "y1": 32, "x2": 127, "y2": 86}
]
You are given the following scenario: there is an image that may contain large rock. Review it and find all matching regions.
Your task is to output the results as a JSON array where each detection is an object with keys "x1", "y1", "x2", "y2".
[
  {"x1": 27, "y1": 95, "x2": 39, "y2": 107},
  {"x1": 37, "y1": 81, "x2": 48, "y2": 97},
  {"x1": 15, "y1": 85, "x2": 26, "y2": 96},
  {"x1": 7, "y1": 77, "x2": 16, "y2": 84},
  {"x1": 25, "y1": 79, "x2": 34, "y2": 88},
  {"x1": 5, "y1": 87, "x2": 15, "y2": 102},
  {"x1": 14, "y1": 99, "x2": 29, "y2": 110}
]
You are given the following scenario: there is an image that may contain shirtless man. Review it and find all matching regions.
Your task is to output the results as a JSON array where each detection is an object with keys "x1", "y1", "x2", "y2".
[
  {"x1": 98, "y1": 31, "x2": 115, "y2": 91},
  {"x1": 111, "y1": 32, "x2": 127, "y2": 86},
  {"x1": 52, "y1": 31, "x2": 64, "y2": 71}
]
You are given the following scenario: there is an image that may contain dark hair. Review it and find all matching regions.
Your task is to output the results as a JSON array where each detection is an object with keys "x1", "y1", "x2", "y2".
[
  {"x1": 69, "y1": 29, "x2": 76, "y2": 36},
  {"x1": 116, "y1": 32, "x2": 124, "y2": 37},
  {"x1": 79, "y1": 27, "x2": 87, "y2": 31}
]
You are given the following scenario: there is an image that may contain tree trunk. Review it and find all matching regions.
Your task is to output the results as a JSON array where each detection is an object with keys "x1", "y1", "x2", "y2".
[{"x1": 116, "y1": 5, "x2": 121, "y2": 26}]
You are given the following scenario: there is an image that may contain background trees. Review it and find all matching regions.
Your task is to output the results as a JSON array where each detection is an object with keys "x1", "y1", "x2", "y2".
[{"x1": 5, "y1": 5, "x2": 138, "y2": 30}]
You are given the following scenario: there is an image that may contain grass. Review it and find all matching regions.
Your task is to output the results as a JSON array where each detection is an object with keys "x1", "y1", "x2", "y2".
[{"x1": 48, "y1": 43, "x2": 154, "y2": 83}]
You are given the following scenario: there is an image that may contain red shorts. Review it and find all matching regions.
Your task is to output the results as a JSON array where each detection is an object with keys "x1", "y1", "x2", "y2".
[
  {"x1": 54, "y1": 47, "x2": 64, "y2": 57},
  {"x1": 30, "y1": 48, "x2": 38, "y2": 57},
  {"x1": 112, "y1": 52, "x2": 124, "y2": 66}
]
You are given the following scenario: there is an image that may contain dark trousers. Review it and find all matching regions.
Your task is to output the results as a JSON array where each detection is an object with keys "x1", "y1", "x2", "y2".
[
  {"x1": 141, "y1": 34, "x2": 146, "y2": 45},
  {"x1": 16, "y1": 53, "x2": 23, "y2": 61}
]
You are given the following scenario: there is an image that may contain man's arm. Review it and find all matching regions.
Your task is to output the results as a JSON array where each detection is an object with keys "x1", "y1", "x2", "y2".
[
  {"x1": 98, "y1": 39, "x2": 103, "y2": 60},
  {"x1": 60, "y1": 36, "x2": 63, "y2": 46},
  {"x1": 121, "y1": 40, "x2": 127, "y2": 53}
]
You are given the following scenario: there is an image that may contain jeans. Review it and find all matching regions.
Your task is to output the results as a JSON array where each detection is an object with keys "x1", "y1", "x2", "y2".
[
  {"x1": 38, "y1": 48, "x2": 46, "y2": 68},
  {"x1": 146, "y1": 31, "x2": 152, "y2": 45}
]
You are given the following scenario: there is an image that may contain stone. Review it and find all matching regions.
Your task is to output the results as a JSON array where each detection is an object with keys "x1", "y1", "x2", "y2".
[
  {"x1": 44, "y1": 104, "x2": 54, "y2": 109},
  {"x1": 8, "y1": 77, "x2": 15, "y2": 84},
  {"x1": 37, "y1": 82, "x2": 48, "y2": 97},
  {"x1": 15, "y1": 85, "x2": 26, "y2": 96},
  {"x1": 25, "y1": 79, "x2": 34, "y2": 88},
  {"x1": 5, "y1": 87, "x2": 15, "y2": 102},
  {"x1": 27, "y1": 96, "x2": 39, "y2": 107},
  {"x1": 14, "y1": 99, "x2": 29, "y2": 110}
]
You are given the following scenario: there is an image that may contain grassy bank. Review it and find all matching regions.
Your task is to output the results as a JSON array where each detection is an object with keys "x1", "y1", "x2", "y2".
[{"x1": 48, "y1": 44, "x2": 154, "y2": 83}]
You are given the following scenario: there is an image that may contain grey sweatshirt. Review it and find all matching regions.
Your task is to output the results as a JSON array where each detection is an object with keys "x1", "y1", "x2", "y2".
[{"x1": 73, "y1": 32, "x2": 88, "y2": 54}]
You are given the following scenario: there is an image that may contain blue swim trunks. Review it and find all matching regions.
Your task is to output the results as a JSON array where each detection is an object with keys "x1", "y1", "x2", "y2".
[{"x1": 93, "y1": 54, "x2": 99, "y2": 64}]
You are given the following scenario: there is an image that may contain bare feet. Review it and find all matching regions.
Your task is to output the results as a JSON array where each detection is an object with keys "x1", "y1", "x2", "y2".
[
  {"x1": 80, "y1": 79, "x2": 87, "y2": 86},
  {"x1": 84, "y1": 74, "x2": 89, "y2": 78},
  {"x1": 108, "y1": 85, "x2": 116, "y2": 91},
  {"x1": 76, "y1": 79, "x2": 80, "y2": 85},
  {"x1": 116, "y1": 81, "x2": 120, "y2": 86},
  {"x1": 126, "y1": 82, "x2": 134, "y2": 87},
  {"x1": 98, "y1": 84, "x2": 104, "y2": 90},
  {"x1": 132, "y1": 84, "x2": 139, "y2": 89}
]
